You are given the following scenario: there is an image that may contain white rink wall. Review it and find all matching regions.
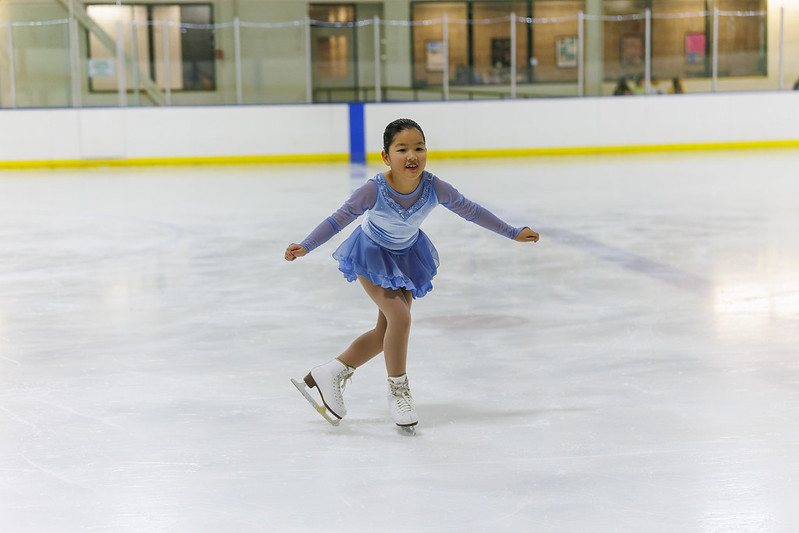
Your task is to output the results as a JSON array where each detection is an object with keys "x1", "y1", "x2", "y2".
[
  {"x1": 363, "y1": 92, "x2": 799, "y2": 156},
  {"x1": 0, "y1": 104, "x2": 350, "y2": 164},
  {"x1": 0, "y1": 92, "x2": 797, "y2": 166}
]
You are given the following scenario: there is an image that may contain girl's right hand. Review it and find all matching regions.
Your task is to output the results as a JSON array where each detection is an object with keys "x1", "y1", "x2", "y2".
[
  {"x1": 515, "y1": 227, "x2": 540, "y2": 243},
  {"x1": 284, "y1": 243, "x2": 308, "y2": 261}
]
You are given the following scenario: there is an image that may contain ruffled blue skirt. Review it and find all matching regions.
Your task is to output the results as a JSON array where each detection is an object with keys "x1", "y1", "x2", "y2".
[{"x1": 332, "y1": 226, "x2": 439, "y2": 298}]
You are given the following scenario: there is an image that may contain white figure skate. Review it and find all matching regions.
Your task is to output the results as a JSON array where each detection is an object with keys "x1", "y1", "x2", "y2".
[
  {"x1": 291, "y1": 359, "x2": 354, "y2": 426},
  {"x1": 388, "y1": 374, "x2": 418, "y2": 435}
]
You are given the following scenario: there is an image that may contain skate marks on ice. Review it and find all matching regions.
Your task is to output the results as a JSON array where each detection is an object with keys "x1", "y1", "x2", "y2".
[
  {"x1": 414, "y1": 403, "x2": 593, "y2": 430},
  {"x1": 416, "y1": 313, "x2": 529, "y2": 330}
]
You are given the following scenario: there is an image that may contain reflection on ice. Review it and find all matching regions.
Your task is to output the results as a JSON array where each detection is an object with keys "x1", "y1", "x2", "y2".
[{"x1": 714, "y1": 276, "x2": 799, "y2": 336}]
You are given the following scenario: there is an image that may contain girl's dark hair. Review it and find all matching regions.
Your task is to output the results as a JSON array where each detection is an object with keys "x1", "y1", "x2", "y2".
[{"x1": 383, "y1": 118, "x2": 425, "y2": 152}]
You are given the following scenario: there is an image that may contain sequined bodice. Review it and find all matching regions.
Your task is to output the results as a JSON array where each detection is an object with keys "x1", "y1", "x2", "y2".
[{"x1": 360, "y1": 172, "x2": 439, "y2": 251}]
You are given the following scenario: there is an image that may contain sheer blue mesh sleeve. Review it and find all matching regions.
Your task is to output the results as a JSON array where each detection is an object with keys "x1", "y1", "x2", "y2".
[
  {"x1": 299, "y1": 180, "x2": 377, "y2": 253},
  {"x1": 434, "y1": 177, "x2": 523, "y2": 239}
]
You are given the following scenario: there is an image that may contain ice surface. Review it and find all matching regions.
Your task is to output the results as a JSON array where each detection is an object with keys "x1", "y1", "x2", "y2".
[{"x1": 1, "y1": 152, "x2": 798, "y2": 532}]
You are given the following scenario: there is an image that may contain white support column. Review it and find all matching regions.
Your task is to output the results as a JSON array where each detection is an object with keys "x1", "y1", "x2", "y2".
[
  {"x1": 510, "y1": 13, "x2": 517, "y2": 99},
  {"x1": 374, "y1": 15, "x2": 381, "y2": 102},
  {"x1": 234, "y1": 17, "x2": 242, "y2": 104},
  {"x1": 116, "y1": 19, "x2": 127, "y2": 107},
  {"x1": 442, "y1": 14, "x2": 449, "y2": 101}
]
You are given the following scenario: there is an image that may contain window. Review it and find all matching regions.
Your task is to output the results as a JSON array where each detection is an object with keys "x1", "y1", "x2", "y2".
[
  {"x1": 411, "y1": 0, "x2": 767, "y2": 88},
  {"x1": 412, "y1": 3, "x2": 468, "y2": 86},
  {"x1": 87, "y1": 3, "x2": 215, "y2": 92},
  {"x1": 472, "y1": 3, "x2": 529, "y2": 84},
  {"x1": 309, "y1": 5, "x2": 355, "y2": 80},
  {"x1": 412, "y1": 2, "x2": 533, "y2": 87},
  {"x1": 651, "y1": 0, "x2": 709, "y2": 79},
  {"x1": 531, "y1": 0, "x2": 582, "y2": 82},
  {"x1": 715, "y1": 0, "x2": 767, "y2": 76}
]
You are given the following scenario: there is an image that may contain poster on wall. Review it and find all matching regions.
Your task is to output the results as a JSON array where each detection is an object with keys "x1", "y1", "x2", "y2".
[
  {"x1": 556, "y1": 36, "x2": 578, "y2": 68},
  {"x1": 620, "y1": 34, "x2": 643, "y2": 66},
  {"x1": 88, "y1": 59, "x2": 115, "y2": 78},
  {"x1": 492, "y1": 38, "x2": 511, "y2": 68},
  {"x1": 425, "y1": 40, "x2": 445, "y2": 72},
  {"x1": 685, "y1": 32, "x2": 706, "y2": 64}
]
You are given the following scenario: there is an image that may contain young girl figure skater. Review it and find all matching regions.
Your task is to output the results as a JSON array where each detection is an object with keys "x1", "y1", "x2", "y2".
[{"x1": 286, "y1": 118, "x2": 539, "y2": 430}]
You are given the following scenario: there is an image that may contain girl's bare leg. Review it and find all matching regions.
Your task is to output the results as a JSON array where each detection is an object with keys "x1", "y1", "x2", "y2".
[{"x1": 338, "y1": 276, "x2": 412, "y2": 377}]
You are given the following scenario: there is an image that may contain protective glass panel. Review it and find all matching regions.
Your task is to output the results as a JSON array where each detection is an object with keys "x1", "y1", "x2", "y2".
[
  {"x1": 651, "y1": 0, "x2": 709, "y2": 86},
  {"x1": 531, "y1": 1, "x2": 581, "y2": 83},
  {"x1": 3, "y1": 21, "x2": 71, "y2": 107}
]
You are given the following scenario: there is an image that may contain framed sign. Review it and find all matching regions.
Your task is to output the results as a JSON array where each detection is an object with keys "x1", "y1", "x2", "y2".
[
  {"x1": 425, "y1": 40, "x2": 445, "y2": 72},
  {"x1": 556, "y1": 36, "x2": 578, "y2": 68},
  {"x1": 492, "y1": 38, "x2": 511, "y2": 67},
  {"x1": 685, "y1": 32, "x2": 706, "y2": 64},
  {"x1": 620, "y1": 34, "x2": 643, "y2": 66}
]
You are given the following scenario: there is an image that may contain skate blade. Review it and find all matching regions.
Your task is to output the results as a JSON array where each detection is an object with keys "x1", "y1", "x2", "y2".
[
  {"x1": 291, "y1": 378, "x2": 340, "y2": 426},
  {"x1": 396, "y1": 424, "x2": 418, "y2": 437}
]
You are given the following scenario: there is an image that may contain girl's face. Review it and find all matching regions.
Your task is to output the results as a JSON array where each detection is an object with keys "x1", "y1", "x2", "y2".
[{"x1": 382, "y1": 128, "x2": 427, "y2": 190}]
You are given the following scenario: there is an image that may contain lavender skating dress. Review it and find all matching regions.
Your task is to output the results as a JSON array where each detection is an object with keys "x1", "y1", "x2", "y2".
[{"x1": 299, "y1": 171, "x2": 523, "y2": 298}]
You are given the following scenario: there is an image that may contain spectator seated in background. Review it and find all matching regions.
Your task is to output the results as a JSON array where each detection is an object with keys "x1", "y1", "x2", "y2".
[
  {"x1": 630, "y1": 74, "x2": 646, "y2": 95},
  {"x1": 613, "y1": 77, "x2": 632, "y2": 95},
  {"x1": 669, "y1": 77, "x2": 685, "y2": 94}
]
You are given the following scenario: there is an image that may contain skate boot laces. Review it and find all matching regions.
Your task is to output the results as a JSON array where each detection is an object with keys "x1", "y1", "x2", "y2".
[
  {"x1": 389, "y1": 380, "x2": 414, "y2": 415},
  {"x1": 334, "y1": 367, "x2": 354, "y2": 405}
]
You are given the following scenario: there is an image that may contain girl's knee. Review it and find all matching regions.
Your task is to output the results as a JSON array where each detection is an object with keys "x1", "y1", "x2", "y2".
[{"x1": 387, "y1": 309, "x2": 412, "y2": 331}]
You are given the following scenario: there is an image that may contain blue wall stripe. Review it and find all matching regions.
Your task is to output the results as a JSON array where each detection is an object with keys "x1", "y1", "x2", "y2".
[{"x1": 348, "y1": 103, "x2": 365, "y2": 163}]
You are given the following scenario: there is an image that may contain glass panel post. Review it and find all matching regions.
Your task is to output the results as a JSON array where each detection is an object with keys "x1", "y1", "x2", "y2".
[
  {"x1": 711, "y1": 7, "x2": 718, "y2": 92},
  {"x1": 645, "y1": 8, "x2": 651, "y2": 93},
  {"x1": 443, "y1": 14, "x2": 449, "y2": 100},
  {"x1": 7, "y1": 23, "x2": 16, "y2": 108},
  {"x1": 374, "y1": 15, "x2": 381, "y2": 103},
  {"x1": 116, "y1": 19, "x2": 127, "y2": 106},
  {"x1": 577, "y1": 11, "x2": 584, "y2": 97},
  {"x1": 234, "y1": 17, "x2": 242, "y2": 104},
  {"x1": 130, "y1": 20, "x2": 140, "y2": 105},
  {"x1": 162, "y1": 20, "x2": 172, "y2": 104},
  {"x1": 305, "y1": 16, "x2": 312, "y2": 103},
  {"x1": 510, "y1": 13, "x2": 517, "y2": 99},
  {"x1": 779, "y1": 6, "x2": 785, "y2": 90},
  {"x1": 68, "y1": 0, "x2": 82, "y2": 108}
]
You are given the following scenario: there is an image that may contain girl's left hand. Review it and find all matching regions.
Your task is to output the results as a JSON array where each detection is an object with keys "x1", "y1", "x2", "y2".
[
  {"x1": 284, "y1": 243, "x2": 308, "y2": 261},
  {"x1": 515, "y1": 227, "x2": 539, "y2": 243}
]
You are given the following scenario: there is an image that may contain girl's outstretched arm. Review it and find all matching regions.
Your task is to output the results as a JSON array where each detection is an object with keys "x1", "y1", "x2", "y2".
[
  {"x1": 515, "y1": 227, "x2": 539, "y2": 243},
  {"x1": 285, "y1": 180, "x2": 377, "y2": 262},
  {"x1": 285, "y1": 243, "x2": 307, "y2": 261},
  {"x1": 434, "y1": 177, "x2": 538, "y2": 243}
]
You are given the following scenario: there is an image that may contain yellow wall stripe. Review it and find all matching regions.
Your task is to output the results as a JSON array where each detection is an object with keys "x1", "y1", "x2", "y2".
[
  {"x1": 2, "y1": 139, "x2": 798, "y2": 169},
  {"x1": 367, "y1": 139, "x2": 799, "y2": 162},
  {"x1": 0, "y1": 153, "x2": 349, "y2": 170}
]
